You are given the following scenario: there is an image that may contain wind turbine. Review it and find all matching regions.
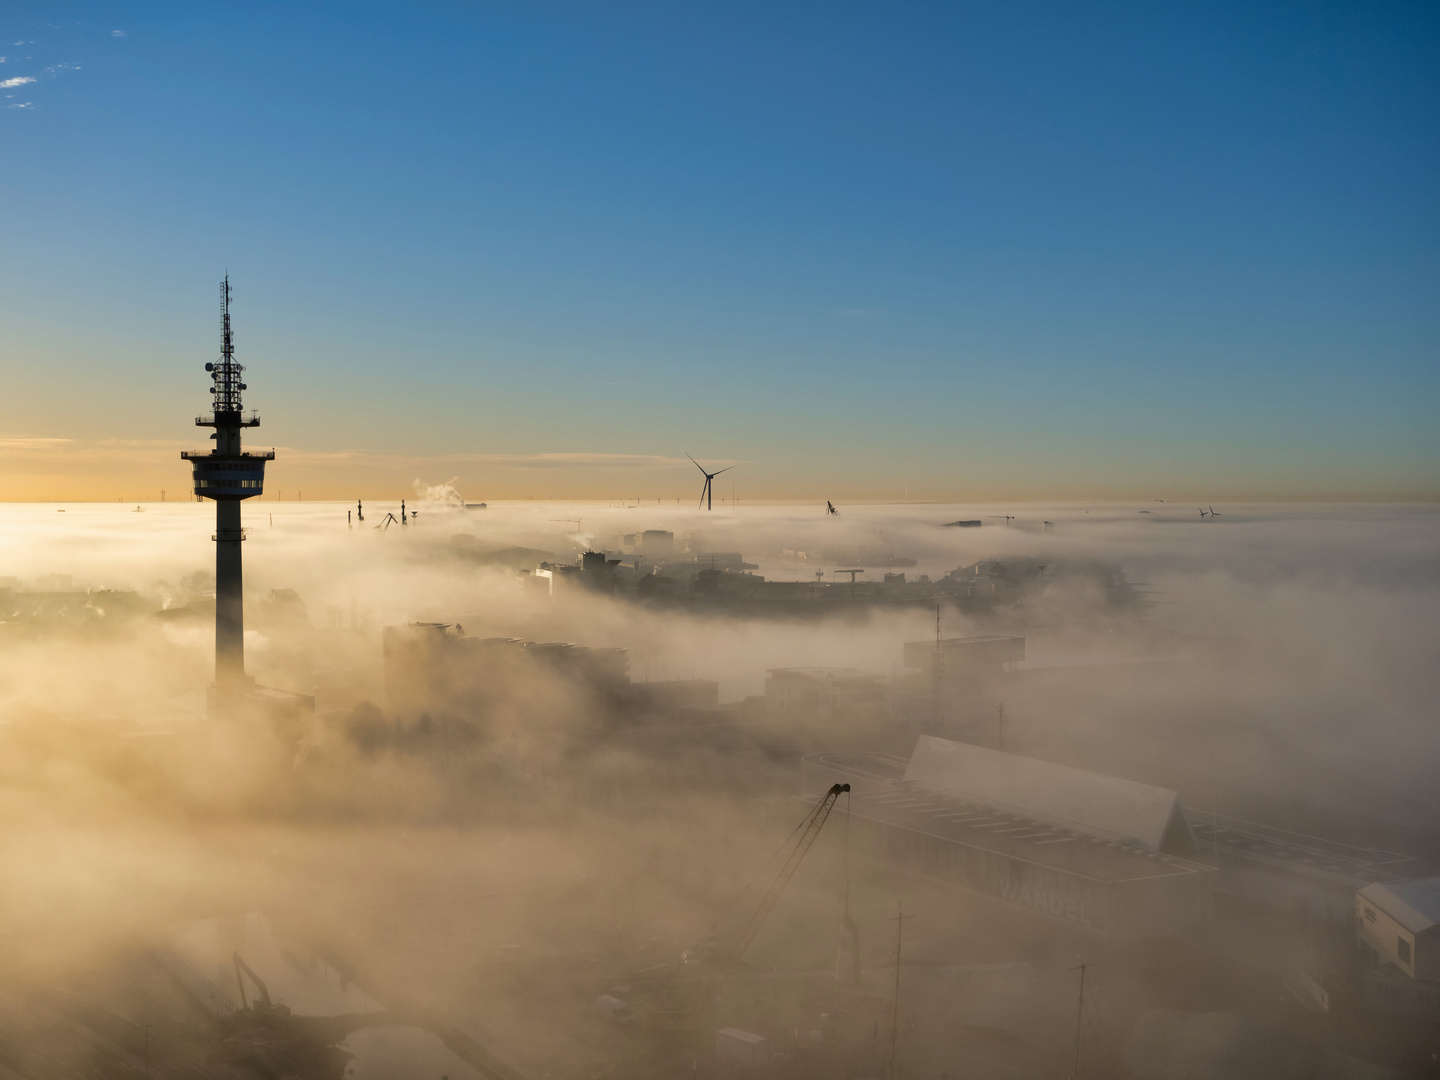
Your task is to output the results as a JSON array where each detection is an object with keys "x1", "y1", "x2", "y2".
[
  {"x1": 687, "y1": 455, "x2": 734, "y2": 510},
  {"x1": 1208, "y1": 505, "x2": 1223, "y2": 517}
]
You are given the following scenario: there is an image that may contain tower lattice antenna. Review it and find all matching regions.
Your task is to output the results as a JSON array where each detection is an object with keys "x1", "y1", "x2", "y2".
[{"x1": 208, "y1": 274, "x2": 249, "y2": 420}]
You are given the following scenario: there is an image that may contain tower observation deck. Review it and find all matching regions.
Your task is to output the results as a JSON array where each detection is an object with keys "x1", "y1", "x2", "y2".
[{"x1": 181, "y1": 277, "x2": 274, "y2": 697}]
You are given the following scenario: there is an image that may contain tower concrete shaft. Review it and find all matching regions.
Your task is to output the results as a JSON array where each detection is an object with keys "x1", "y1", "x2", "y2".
[
  {"x1": 181, "y1": 277, "x2": 274, "y2": 695},
  {"x1": 214, "y1": 499, "x2": 246, "y2": 684}
]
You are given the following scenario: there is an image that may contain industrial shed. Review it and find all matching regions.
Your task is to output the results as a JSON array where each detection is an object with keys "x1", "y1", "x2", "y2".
[
  {"x1": 802, "y1": 738, "x2": 1212, "y2": 941},
  {"x1": 1190, "y1": 814, "x2": 1417, "y2": 926},
  {"x1": 902, "y1": 735, "x2": 1195, "y2": 852},
  {"x1": 902, "y1": 635, "x2": 1025, "y2": 679},
  {"x1": 1357, "y1": 876, "x2": 1440, "y2": 982}
]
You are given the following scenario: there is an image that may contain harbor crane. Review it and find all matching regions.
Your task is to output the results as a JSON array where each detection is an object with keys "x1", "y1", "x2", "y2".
[{"x1": 684, "y1": 782, "x2": 851, "y2": 1021}]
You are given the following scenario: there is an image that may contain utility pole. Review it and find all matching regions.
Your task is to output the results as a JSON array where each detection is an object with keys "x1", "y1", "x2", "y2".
[
  {"x1": 887, "y1": 904, "x2": 912, "y2": 1080},
  {"x1": 1210, "y1": 777, "x2": 1220, "y2": 935},
  {"x1": 933, "y1": 606, "x2": 942, "y2": 727},
  {"x1": 1070, "y1": 962, "x2": 1090, "y2": 1079},
  {"x1": 140, "y1": 1022, "x2": 153, "y2": 1075},
  {"x1": 836, "y1": 788, "x2": 860, "y2": 985}
]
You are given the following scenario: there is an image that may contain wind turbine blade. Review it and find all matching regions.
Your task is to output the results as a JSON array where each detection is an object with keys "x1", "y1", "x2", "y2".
[
  {"x1": 712, "y1": 465, "x2": 736, "y2": 476},
  {"x1": 686, "y1": 454, "x2": 707, "y2": 475}
]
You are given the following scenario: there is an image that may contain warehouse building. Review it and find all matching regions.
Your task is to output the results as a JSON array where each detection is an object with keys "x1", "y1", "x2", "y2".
[
  {"x1": 802, "y1": 736, "x2": 1213, "y2": 940},
  {"x1": 1357, "y1": 876, "x2": 1440, "y2": 981},
  {"x1": 765, "y1": 667, "x2": 889, "y2": 725},
  {"x1": 902, "y1": 634, "x2": 1025, "y2": 683},
  {"x1": 1188, "y1": 814, "x2": 1419, "y2": 925},
  {"x1": 382, "y1": 622, "x2": 715, "y2": 723},
  {"x1": 384, "y1": 624, "x2": 629, "y2": 716},
  {"x1": 1354, "y1": 876, "x2": 1440, "y2": 1020}
]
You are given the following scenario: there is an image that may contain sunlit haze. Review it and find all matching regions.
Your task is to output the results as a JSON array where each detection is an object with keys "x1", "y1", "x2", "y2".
[
  {"x1": 0, "y1": 5, "x2": 1437, "y2": 1079},
  {"x1": 1, "y1": 4, "x2": 1436, "y2": 501}
]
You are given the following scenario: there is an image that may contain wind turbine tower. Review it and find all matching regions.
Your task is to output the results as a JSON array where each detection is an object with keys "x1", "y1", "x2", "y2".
[
  {"x1": 181, "y1": 277, "x2": 274, "y2": 706},
  {"x1": 687, "y1": 454, "x2": 734, "y2": 510}
]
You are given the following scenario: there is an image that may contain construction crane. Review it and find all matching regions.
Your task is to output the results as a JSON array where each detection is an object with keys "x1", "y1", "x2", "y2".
[{"x1": 686, "y1": 782, "x2": 851, "y2": 1021}]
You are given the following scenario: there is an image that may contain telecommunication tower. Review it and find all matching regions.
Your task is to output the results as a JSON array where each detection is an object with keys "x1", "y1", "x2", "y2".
[{"x1": 180, "y1": 277, "x2": 274, "y2": 701}]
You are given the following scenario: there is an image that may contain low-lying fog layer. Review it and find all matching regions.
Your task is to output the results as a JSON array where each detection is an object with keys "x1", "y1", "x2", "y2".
[{"x1": 0, "y1": 499, "x2": 1435, "y2": 1077}]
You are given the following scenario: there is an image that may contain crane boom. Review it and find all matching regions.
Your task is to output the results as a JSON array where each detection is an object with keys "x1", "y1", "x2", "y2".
[{"x1": 690, "y1": 782, "x2": 850, "y2": 1018}]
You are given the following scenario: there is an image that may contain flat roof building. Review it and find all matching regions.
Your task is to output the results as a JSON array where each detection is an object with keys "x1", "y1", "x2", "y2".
[
  {"x1": 383, "y1": 623, "x2": 629, "y2": 717},
  {"x1": 641, "y1": 530, "x2": 675, "y2": 556},
  {"x1": 902, "y1": 635, "x2": 1025, "y2": 679},
  {"x1": 765, "y1": 667, "x2": 888, "y2": 724}
]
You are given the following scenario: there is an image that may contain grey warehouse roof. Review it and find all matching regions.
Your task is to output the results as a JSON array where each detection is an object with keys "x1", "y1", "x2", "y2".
[
  {"x1": 1359, "y1": 876, "x2": 1440, "y2": 934},
  {"x1": 804, "y1": 752, "x2": 1209, "y2": 885},
  {"x1": 903, "y1": 735, "x2": 1187, "y2": 851}
]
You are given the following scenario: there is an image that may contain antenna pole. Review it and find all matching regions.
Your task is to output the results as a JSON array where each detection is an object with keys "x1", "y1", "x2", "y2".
[
  {"x1": 1070, "y1": 962, "x2": 1090, "y2": 1079},
  {"x1": 837, "y1": 789, "x2": 859, "y2": 985},
  {"x1": 1211, "y1": 778, "x2": 1219, "y2": 932},
  {"x1": 933, "y1": 605, "x2": 942, "y2": 726},
  {"x1": 887, "y1": 904, "x2": 912, "y2": 1080}
]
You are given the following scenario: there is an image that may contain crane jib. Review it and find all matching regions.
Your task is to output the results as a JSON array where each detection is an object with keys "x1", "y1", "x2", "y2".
[{"x1": 690, "y1": 782, "x2": 850, "y2": 1019}]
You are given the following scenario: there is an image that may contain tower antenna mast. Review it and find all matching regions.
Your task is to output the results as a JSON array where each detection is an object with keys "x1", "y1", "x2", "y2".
[{"x1": 181, "y1": 276, "x2": 274, "y2": 711}]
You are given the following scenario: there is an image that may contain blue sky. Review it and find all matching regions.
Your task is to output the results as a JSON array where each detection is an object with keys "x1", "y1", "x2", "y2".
[{"x1": 0, "y1": 2, "x2": 1436, "y2": 500}]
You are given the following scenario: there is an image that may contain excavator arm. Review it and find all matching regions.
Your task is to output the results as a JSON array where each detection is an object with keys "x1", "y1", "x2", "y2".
[{"x1": 233, "y1": 951, "x2": 273, "y2": 1012}]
